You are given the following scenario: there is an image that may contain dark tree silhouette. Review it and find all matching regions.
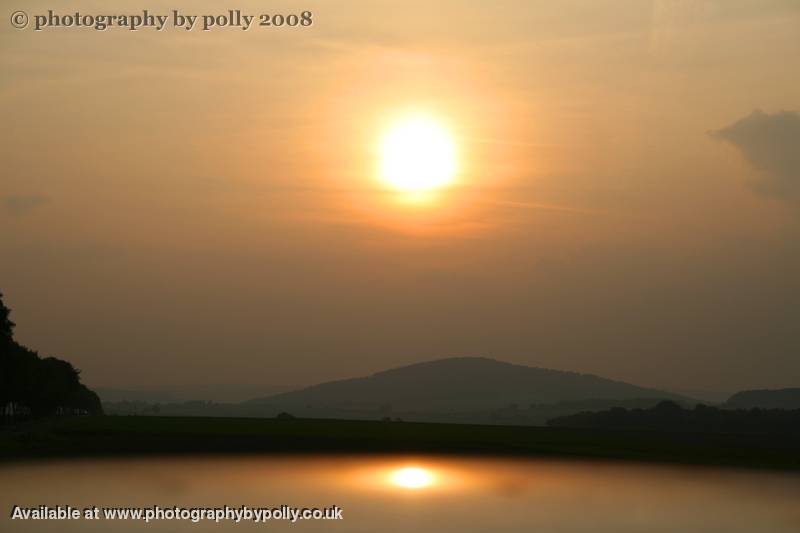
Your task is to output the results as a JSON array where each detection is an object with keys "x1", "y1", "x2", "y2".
[
  {"x1": 547, "y1": 400, "x2": 800, "y2": 434},
  {"x1": 0, "y1": 292, "x2": 102, "y2": 421},
  {"x1": 0, "y1": 293, "x2": 14, "y2": 346}
]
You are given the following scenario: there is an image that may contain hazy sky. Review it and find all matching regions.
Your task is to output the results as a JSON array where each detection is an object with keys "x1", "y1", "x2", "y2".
[{"x1": 2, "y1": 0, "x2": 799, "y2": 395}]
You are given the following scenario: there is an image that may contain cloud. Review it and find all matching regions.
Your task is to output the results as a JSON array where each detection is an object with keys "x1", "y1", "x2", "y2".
[
  {"x1": 3, "y1": 194, "x2": 49, "y2": 215},
  {"x1": 712, "y1": 110, "x2": 800, "y2": 202}
]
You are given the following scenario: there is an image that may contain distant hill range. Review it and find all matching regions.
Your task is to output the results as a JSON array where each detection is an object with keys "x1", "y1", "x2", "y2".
[
  {"x1": 102, "y1": 357, "x2": 694, "y2": 425},
  {"x1": 99, "y1": 358, "x2": 799, "y2": 427},
  {"x1": 725, "y1": 388, "x2": 800, "y2": 410},
  {"x1": 245, "y1": 357, "x2": 687, "y2": 417},
  {"x1": 95, "y1": 384, "x2": 295, "y2": 404}
]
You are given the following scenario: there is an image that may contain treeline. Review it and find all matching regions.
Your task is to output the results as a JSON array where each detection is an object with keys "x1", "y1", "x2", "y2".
[
  {"x1": 1, "y1": 293, "x2": 102, "y2": 420},
  {"x1": 547, "y1": 400, "x2": 800, "y2": 434}
]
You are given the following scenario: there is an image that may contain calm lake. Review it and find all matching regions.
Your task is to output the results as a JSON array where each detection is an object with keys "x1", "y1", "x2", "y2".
[{"x1": 2, "y1": 456, "x2": 799, "y2": 532}]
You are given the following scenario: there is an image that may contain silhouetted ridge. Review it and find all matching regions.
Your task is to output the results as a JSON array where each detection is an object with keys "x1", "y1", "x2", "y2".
[
  {"x1": 726, "y1": 388, "x2": 800, "y2": 410},
  {"x1": 248, "y1": 356, "x2": 685, "y2": 412}
]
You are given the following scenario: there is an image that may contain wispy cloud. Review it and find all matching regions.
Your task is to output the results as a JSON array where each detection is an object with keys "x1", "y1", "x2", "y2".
[
  {"x1": 3, "y1": 194, "x2": 49, "y2": 216},
  {"x1": 712, "y1": 110, "x2": 800, "y2": 205}
]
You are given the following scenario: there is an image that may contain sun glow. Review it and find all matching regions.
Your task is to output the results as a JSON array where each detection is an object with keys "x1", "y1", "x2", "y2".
[
  {"x1": 390, "y1": 467, "x2": 435, "y2": 489},
  {"x1": 378, "y1": 116, "x2": 457, "y2": 192}
]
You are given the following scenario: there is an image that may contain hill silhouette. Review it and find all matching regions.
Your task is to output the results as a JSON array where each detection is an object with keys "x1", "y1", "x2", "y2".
[
  {"x1": 247, "y1": 357, "x2": 686, "y2": 414},
  {"x1": 725, "y1": 388, "x2": 800, "y2": 410}
]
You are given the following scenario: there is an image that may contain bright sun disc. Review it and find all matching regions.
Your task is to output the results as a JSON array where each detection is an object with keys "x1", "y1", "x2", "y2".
[
  {"x1": 379, "y1": 116, "x2": 456, "y2": 192},
  {"x1": 391, "y1": 467, "x2": 435, "y2": 489}
]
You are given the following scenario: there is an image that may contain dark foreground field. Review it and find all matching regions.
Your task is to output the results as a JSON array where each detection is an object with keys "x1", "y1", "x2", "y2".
[{"x1": 2, "y1": 416, "x2": 798, "y2": 470}]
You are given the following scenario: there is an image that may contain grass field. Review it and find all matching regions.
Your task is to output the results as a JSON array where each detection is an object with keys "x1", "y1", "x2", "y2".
[{"x1": 2, "y1": 415, "x2": 798, "y2": 470}]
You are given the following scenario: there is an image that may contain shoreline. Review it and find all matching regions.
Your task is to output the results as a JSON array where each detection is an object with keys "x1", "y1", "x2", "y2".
[{"x1": 2, "y1": 415, "x2": 798, "y2": 471}]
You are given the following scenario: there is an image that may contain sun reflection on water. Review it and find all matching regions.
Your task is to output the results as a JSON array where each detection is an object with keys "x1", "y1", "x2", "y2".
[{"x1": 390, "y1": 467, "x2": 435, "y2": 489}]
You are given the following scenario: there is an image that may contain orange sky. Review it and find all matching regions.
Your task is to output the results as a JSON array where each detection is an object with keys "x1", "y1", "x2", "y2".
[{"x1": 2, "y1": 0, "x2": 799, "y2": 396}]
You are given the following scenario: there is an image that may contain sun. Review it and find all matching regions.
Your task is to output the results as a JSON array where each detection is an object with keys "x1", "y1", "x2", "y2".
[{"x1": 378, "y1": 116, "x2": 457, "y2": 192}]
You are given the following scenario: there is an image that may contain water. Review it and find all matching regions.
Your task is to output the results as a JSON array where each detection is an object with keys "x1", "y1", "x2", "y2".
[{"x1": 2, "y1": 456, "x2": 799, "y2": 532}]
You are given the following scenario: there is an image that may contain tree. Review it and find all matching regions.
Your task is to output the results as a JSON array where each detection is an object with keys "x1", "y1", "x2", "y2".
[
  {"x1": 0, "y1": 292, "x2": 103, "y2": 420},
  {"x1": 0, "y1": 292, "x2": 14, "y2": 346},
  {"x1": 0, "y1": 292, "x2": 17, "y2": 415}
]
